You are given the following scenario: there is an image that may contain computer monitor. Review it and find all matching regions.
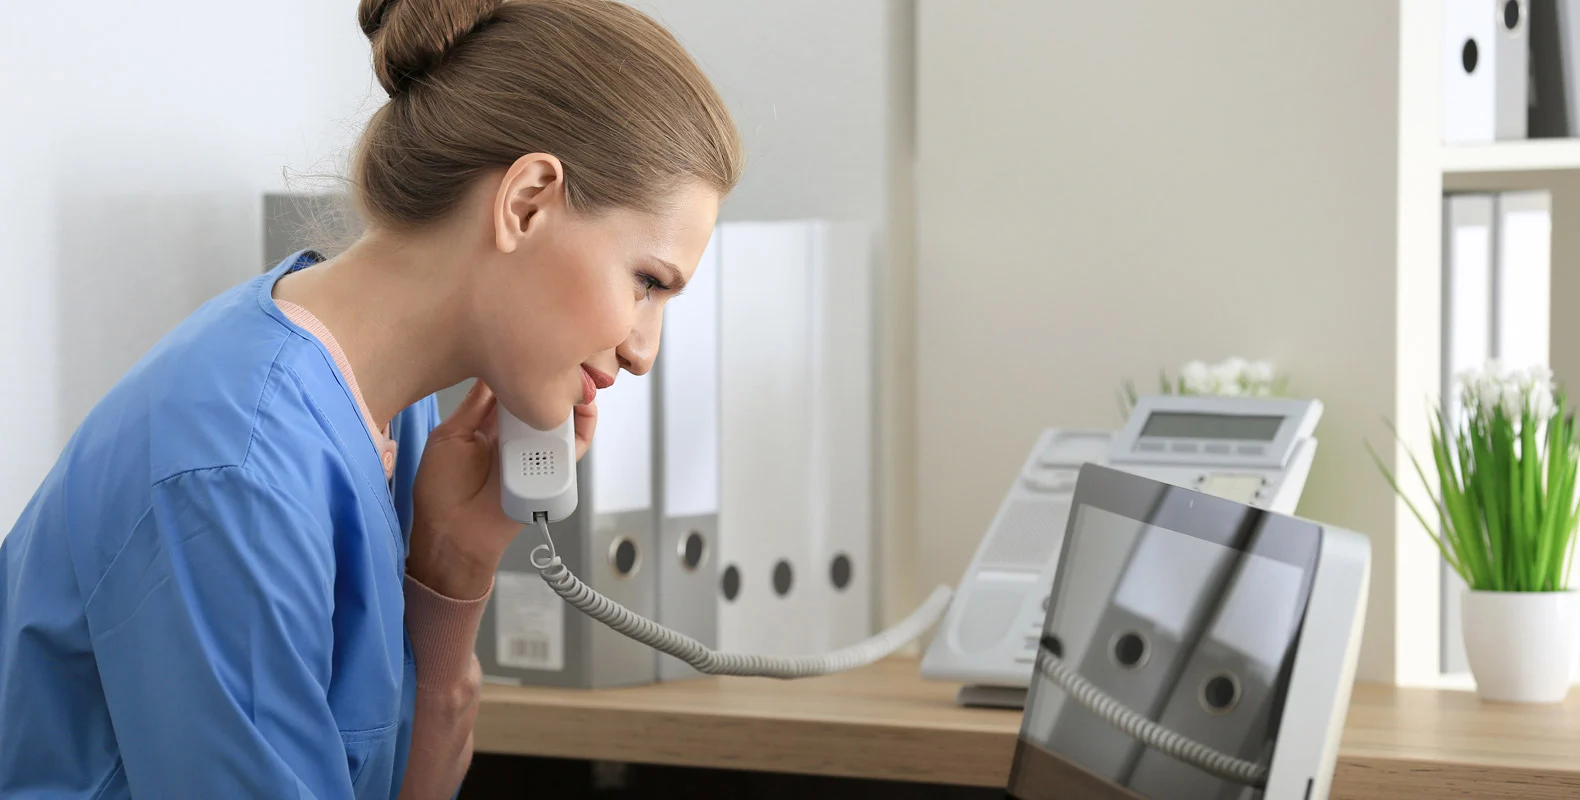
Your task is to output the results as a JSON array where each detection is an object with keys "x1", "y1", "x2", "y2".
[{"x1": 1006, "y1": 463, "x2": 1368, "y2": 800}]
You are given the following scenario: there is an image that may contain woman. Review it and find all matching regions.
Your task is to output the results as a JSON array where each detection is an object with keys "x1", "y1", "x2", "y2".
[{"x1": 0, "y1": 0, "x2": 741, "y2": 797}]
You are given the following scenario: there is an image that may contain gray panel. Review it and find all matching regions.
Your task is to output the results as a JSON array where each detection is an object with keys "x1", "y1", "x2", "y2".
[
  {"x1": 261, "y1": 192, "x2": 362, "y2": 269},
  {"x1": 434, "y1": 382, "x2": 471, "y2": 420},
  {"x1": 479, "y1": 451, "x2": 658, "y2": 689},
  {"x1": 585, "y1": 507, "x2": 660, "y2": 687},
  {"x1": 1495, "y1": 0, "x2": 1530, "y2": 139},
  {"x1": 656, "y1": 513, "x2": 718, "y2": 681},
  {"x1": 1530, "y1": 0, "x2": 1579, "y2": 136}
]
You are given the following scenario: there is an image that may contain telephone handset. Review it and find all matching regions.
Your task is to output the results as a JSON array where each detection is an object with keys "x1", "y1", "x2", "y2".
[
  {"x1": 495, "y1": 408, "x2": 953, "y2": 679},
  {"x1": 497, "y1": 410, "x2": 578, "y2": 524}
]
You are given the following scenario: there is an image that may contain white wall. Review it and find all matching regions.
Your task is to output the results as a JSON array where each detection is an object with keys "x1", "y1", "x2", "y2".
[
  {"x1": 0, "y1": 2, "x2": 378, "y2": 533},
  {"x1": 914, "y1": 2, "x2": 1407, "y2": 680},
  {"x1": 0, "y1": 20, "x2": 59, "y2": 535}
]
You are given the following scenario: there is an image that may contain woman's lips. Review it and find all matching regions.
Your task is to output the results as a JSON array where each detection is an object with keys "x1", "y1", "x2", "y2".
[{"x1": 580, "y1": 366, "x2": 614, "y2": 405}]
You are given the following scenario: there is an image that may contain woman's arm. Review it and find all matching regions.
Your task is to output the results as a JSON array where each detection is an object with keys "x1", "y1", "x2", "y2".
[
  {"x1": 400, "y1": 380, "x2": 596, "y2": 799},
  {"x1": 90, "y1": 466, "x2": 355, "y2": 798},
  {"x1": 399, "y1": 575, "x2": 490, "y2": 800}
]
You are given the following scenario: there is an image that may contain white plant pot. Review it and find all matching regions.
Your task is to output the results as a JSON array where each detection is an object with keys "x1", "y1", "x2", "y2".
[{"x1": 1462, "y1": 590, "x2": 1580, "y2": 704}]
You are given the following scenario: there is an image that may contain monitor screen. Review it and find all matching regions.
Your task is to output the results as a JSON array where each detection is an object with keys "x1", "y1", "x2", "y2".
[
  {"x1": 1006, "y1": 465, "x2": 1321, "y2": 800},
  {"x1": 1139, "y1": 412, "x2": 1284, "y2": 442}
]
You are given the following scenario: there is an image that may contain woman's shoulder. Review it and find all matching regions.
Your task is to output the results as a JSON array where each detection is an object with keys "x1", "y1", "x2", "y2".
[{"x1": 71, "y1": 276, "x2": 365, "y2": 486}]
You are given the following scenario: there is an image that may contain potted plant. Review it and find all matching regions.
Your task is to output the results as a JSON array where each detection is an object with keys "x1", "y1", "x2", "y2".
[
  {"x1": 1119, "y1": 357, "x2": 1289, "y2": 417},
  {"x1": 1371, "y1": 361, "x2": 1580, "y2": 703}
]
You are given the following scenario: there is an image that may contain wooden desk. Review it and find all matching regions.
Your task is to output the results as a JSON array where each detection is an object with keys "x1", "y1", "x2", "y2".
[{"x1": 475, "y1": 658, "x2": 1580, "y2": 799}]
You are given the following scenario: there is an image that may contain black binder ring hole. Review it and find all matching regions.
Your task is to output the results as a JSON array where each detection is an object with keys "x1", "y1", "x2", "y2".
[
  {"x1": 1201, "y1": 673, "x2": 1242, "y2": 714},
  {"x1": 611, "y1": 538, "x2": 640, "y2": 577},
  {"x1": 1462, "y1": 38, "x2": 1479, "y2": 74},
  {"x1": 772, "y1": 560, "x2": 794, "y2": 597},
  {"x1": 680, "y1": 531, "x2": 706, "y2": 571},
  {"x1": 1110, "y1": 631, "x2": 1149, "y2": 670},
  {"x1": 721, "y1": 564, "x2": 741, "y2": 602},
  {"x1": 1504, "y1": 0, "x2": 1521, "y2": 31},
  {"x1": 830, "y1": 553, "x2": 853, "y2": 590}
]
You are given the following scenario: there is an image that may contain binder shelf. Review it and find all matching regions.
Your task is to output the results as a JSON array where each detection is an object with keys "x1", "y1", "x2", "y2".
[{"x1": 1439, "y1": 139, "x2": 1580, "y2": 175}]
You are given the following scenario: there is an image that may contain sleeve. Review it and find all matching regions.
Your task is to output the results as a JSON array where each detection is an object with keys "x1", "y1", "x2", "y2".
[
  {"x1": 86, "y1": 465, "x2": 351, "y2": 799},
  {"x1": 399, "y1": 575, "x2": 490, "y2": 800}
]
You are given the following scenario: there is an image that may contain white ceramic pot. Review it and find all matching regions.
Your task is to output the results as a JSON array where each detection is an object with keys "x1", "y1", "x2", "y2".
[{"x1": 1462, "y1": 590, "x2": 1580, "y2": 703}]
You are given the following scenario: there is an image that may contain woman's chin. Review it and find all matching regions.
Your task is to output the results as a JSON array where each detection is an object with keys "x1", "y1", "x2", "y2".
[{"x1": 496, "y1": 395, "x2": 568, "y2": 431}]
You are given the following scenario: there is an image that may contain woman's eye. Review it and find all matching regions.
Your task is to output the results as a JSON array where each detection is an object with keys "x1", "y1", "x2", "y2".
[{"x1": 637, "y1": 272, "x2": 669, "y2": 295}]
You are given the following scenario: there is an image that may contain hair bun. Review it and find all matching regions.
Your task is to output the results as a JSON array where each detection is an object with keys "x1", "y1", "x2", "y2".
[{"x1": 358, "y1": 0, "x2": 504, "y2": 97}]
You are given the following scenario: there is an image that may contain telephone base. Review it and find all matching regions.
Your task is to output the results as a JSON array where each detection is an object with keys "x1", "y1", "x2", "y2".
[{"x1": 956, "y1": 684, "x2": 1029, "y2": 709}]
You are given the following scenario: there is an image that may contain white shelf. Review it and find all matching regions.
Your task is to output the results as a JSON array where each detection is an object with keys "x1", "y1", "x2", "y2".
[{"x1": 1439, "y1": 139, "x2": 1580, "y2": 175}]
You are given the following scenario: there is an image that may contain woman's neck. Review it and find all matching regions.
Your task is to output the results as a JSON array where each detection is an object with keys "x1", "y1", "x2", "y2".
[{"x1": 273, "y1": 229, "x2": 478, "y2": 428}]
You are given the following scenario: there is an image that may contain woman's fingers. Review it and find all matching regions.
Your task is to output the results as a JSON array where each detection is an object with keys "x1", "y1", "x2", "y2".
[
  {"x1": 451, "y1": 380, "x2": 494, "y2": 426},
  {"x1": 479, "y1": 395, "x2": 500, "y2": 442},
  {"x1": 573, "y1": 401, "x2": 597, "y2": 461}
]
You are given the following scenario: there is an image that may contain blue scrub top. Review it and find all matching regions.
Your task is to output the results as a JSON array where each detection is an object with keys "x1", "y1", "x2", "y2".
[{"x1": 0, "y1": 251, "x2": 441, "y2": 799}]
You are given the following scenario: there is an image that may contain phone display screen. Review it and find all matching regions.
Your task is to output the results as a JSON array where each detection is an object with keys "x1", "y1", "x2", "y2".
[
  {"x1": 1006, "y1": 465, "x2": 1321, "y2": 800},
  {"x1": 1139, "y1": 412, "x2": 1285, "y2": 442}
]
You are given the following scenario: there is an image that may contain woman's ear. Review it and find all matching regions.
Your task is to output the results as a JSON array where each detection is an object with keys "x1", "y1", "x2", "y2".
[{"x1": 493, "y1": 153, "x2": 565, "y2": 255}]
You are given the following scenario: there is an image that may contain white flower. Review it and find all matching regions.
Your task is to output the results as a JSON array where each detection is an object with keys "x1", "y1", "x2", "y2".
[
  {"x1": 1456, "y1": 359, "x2": 1560, "y2": 420},
  {"x1": 1246, "y1": 360, "x2": 1277, "y2": 386},
  {"x1": 1209, "y1": 359, "x2": 1246, "y2": 392},
  {"x1": 1522, "y1": 365, "x2": 1557, "y2": 420},
  {"x1": 1174, "y1": 356, "x2": 1285, "y2": 398},
  {"x1": 1500, "y1": 383, "x2": 1526, "y2": 419},
  {"x1": 1459, "y1": 360, "x2": 1507, "y2": 415},
  {"x1": 1532, "y1": 386, "x2": 1556, "y2": 421},
  {"x1": 1180, "y1": 360, "x2": 1211, "y2": 394}
]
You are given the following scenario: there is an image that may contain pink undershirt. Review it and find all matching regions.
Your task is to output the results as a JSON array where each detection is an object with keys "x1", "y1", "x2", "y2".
[
  {"x1": 274, "y1": 300, "x2": 400, "y2": 480},
  {"x1": 276, "y1": 298, "x2": 486, "y2": 795}
]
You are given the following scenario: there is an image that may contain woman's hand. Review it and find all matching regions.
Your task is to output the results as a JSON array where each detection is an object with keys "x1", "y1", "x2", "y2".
[{"x1": 407, "y1": 381, "x2": 596, "y2": 599}]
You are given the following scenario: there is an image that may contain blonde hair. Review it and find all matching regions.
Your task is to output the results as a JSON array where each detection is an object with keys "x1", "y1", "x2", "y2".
[{"x1": 353, "y1": 0, "x2": 742, "y2": 229}]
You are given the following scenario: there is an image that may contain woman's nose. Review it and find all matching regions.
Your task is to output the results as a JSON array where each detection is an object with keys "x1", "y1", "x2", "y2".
[
  {"x1": 617, "y1": 337, "x2": 655, "y2": 376},
  {"x1": 617, "y1": 310, "x2": 664, "y2": 375}
]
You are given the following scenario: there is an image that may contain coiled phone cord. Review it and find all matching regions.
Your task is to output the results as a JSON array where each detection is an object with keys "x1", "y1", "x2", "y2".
[
  {"x1": 1033, "y1": 650, "x2": 1269, "y2": 788},
  {"x1": 527, "y1": 516, "x2": 953, "y2": 679},
  {"x1": 526, "y1": 516, "x2": 1265, "y2": 787}
]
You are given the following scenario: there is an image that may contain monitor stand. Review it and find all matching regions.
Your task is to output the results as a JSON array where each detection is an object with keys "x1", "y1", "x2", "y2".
[{"x1": 958, "y1": 685, "x2": 1029, "y2": 709}]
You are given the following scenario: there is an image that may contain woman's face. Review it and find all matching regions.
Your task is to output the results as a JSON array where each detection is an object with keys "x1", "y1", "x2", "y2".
[{"x1": 471, "y1": 159, "x2": 718, "y2": 432}]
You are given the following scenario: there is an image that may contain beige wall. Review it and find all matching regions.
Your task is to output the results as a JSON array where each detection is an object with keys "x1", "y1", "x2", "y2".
[
  {"x1": 1556, "y1": 182, "x2": 1580, "y2": 399},
  {"x1": 913, "y1": 2, "x2": 1408, "y2": 679}
]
